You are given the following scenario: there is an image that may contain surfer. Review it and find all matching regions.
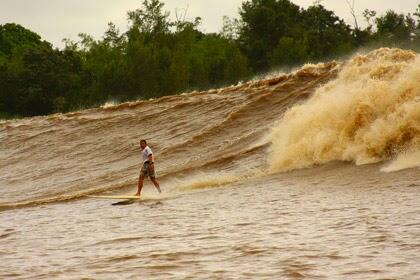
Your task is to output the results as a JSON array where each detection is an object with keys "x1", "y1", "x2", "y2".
[{"x1": 135, "y1": 139, "x2": 161, "y2": 196}]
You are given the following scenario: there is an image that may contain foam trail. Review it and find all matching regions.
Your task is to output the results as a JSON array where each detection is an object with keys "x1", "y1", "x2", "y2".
[
  {"x1": 381, "y1": 149, "x2": 420, "y2": 172},
  {"x1": 269, "y1": 48, "x2": 420, "y2": 172},
  {"x1": 170, "y1": 169, "x2": 267, "y2": 193},
  {"x1": 172, "y1": 173, "x2": 241, "y2": 192}
]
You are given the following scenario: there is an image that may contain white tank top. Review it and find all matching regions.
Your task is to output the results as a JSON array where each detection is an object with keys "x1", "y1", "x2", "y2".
[{"x1": 142, "y1": 146, "x2": 153, "y2": 163}]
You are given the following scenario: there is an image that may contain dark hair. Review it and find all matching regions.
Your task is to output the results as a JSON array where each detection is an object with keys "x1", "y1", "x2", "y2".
[{"x1": 140, "y1": 139, "x2": 147, "y2": 144}]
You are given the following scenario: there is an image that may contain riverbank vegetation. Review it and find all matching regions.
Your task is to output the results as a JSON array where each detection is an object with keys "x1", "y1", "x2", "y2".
[{"x1": 1, "y1": 0, "x2": 419, "y2": 118}]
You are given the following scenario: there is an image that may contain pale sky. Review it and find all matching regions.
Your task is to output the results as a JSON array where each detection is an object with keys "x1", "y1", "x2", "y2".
[{"x1": 0, "y1": 0, "x2": 418, "y2": 49}]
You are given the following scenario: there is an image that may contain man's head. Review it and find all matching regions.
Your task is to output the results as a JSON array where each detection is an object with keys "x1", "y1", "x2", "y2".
[{"x1": 140, "y1": 139, "x2": 147, "y2": 149}]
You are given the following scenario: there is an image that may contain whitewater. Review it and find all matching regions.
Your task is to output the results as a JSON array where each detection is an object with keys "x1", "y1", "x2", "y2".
[{"x1": 0, "y1": 48, "x2": 419, "y2": 279}]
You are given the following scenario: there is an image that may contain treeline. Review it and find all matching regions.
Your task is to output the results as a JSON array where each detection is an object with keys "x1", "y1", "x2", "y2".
[{"x1": 0, "y1": 0, "x2": 419, "y2": 118}]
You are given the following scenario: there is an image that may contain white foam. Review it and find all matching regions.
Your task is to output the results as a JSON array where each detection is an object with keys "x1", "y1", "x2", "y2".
[{"x1": 269, "y1": 48, "x2": 420, "y2": 172}]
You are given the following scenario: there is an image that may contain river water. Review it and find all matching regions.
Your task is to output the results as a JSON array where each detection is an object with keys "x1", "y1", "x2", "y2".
[{"x1": 1, "y1": 48, "x2": 419, "y2": 279}]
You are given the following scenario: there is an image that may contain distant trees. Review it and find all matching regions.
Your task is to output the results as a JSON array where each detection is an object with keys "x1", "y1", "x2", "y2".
[
  {"x1": 0, "y1": 24, "x2": 82, "y2": 117},
  {"x1": 301, "y1": 4, "x2": 354, "y2": 59},
  {"x1": 238, "y1": 0, "x2": 302, "y2": 71},
  {"x1": 0, "y1": 0, "x2": 250, "y2": 117},
  {"x1": 19, "y1": 47, "x2": 82, "y2": 115},
  {"x1": 416, "y1": 4, "x2": 420, "y2": 29},
  {"x1": 375, "y1": 10, "x2": 417, "y2": 42},
  {"x1": 0, "y1": 0, "x2": 419, "y2": 118},
  {"x1": 237, "y1": 0, "x2": 355, "y2": 70}
]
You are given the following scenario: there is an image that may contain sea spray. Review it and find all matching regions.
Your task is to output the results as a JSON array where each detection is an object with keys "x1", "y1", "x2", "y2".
[
  {"x1": 269, "y1": 48, "x2": 420, "y2": 172},
  {"x1": 170, "y1": 169, "x2": 268, "y2": 193},
  {"x1": 381, "y1": 150, "x2": 420, "y2": 172}
]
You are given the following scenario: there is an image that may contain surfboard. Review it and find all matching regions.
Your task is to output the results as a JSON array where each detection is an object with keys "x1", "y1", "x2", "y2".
[{"x1": 87, "y1": 195, "x2": 141, "y2": 200}]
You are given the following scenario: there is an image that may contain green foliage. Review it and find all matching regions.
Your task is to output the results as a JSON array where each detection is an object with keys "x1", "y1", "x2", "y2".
[
  {"x1": 375, "y1": 10, "x2": 416, "y2": 42},
  {"x1": 301, "y1": 5, "x2": 354, "y2": 59},
  {"x1": 1, "y1": 0, "x2": 419, "y2": 118},
  {"x1": 363, "y1": 9, "x2": 377, "y2": 30},
  {"x1": 221, "y1": 16, "x2": 241, "y2": 41},
  {"x1": 127, "y1": 0, "x2": 171, "y2": 35},
  {"x1": 269, "y1": 37, "x2": 307, "y2": 66},
  {"x1": 18, "y1": 47, "x2": 82, "y2": 115},
  {"x1": 238, "y1": 1, "x2": 356, "y2": 69},
  {"x1": 0, "y1": 23, "x2": 51, "y2": 73},
  {"x1": 0, "y1": 23, "x2": 47, "y2": 58},
  {"x1": 0, "y1": 25, "x2": 82, "y2": 116},
  {"x1": 238, "y1": 0, "x2": 302, "y2": 71},
  {"x1": 415, "y1": 5, "x2": 420, "y2": 28}
]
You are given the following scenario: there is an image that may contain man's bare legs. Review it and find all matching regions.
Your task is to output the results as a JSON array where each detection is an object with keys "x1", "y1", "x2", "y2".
[
  {"x1": 148, "y1": 163, "x2": 161, "y2": 193},
  {"x1": 135, "y1": 173, "x2": 145, "y2": 196},
  {"x1": 135, "y1": 173, "x2": 161, "y2": 196},
  {"x1": 151, "y1": 177, "x2": 161, "y2": 193}
]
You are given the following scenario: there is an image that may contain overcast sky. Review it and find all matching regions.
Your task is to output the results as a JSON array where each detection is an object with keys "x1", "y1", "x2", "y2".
[{"x1": 0, "y1": 0, "x2": 418, "y2": 49}]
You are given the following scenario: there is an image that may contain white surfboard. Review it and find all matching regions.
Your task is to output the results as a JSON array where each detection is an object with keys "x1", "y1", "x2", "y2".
[{"x1": 87, "y1": 195, "x2": 141, "y2": 200}]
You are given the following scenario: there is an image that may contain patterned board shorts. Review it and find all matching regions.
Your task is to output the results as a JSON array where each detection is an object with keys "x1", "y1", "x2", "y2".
[{"x1": 142, "y1": 162, "x2": 156, "y2": 178}]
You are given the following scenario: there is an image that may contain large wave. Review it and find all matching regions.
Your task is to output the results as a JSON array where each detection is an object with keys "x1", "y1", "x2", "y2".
[{"x1": 1, "y1": 48, "x2": 418, "y2": 210}]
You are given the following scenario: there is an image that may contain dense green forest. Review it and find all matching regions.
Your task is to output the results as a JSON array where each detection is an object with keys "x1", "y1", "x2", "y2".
[{"x1": 1, "y1": 0, "x2": 419, "y2": 118}]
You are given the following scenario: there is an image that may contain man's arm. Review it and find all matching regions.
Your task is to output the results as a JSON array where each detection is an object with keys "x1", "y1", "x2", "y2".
[{"x1": 148, "y1": 154, "x2": 154, "y2": 171}]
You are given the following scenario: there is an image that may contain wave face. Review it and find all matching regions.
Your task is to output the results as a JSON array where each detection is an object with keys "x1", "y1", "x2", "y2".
[
  {"x1": 269, "y1": 48, "x2": 420, "y2": 171},
  {"x1": 0, "y1": 48, "x2": 418, "y2": 209}
]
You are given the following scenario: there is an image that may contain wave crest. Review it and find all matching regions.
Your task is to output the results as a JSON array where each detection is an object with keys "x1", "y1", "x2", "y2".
[{"x1": 269, "y1": 48, "x2": 420, "y2": 171}]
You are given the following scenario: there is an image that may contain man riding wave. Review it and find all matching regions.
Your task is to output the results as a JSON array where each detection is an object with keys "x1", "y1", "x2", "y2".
[{"x1": 135, "y1": 139, "x2": 161, "y2": 196}]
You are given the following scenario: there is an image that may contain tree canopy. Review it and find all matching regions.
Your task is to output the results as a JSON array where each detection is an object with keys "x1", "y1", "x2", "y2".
[{"x1": 0, "y1": 0, "x2": 419, "y2": 118}]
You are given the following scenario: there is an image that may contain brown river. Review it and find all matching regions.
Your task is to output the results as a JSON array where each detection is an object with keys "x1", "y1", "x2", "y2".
[{"x1": 1, "y1": 48, "x2": 419, "y2": 279}]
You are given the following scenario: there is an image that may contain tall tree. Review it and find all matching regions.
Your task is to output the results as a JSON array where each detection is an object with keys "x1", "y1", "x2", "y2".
[
  {"x1": 127, "y1": 0, "x2": 171, "y2": 38},
  {"x1": 375, "y1": 10, "x2": 416, "y2": 42},
  {"x1": 238, "y1": 0, "x2": 302, "y2": 71},
  {"x1": 415, "y1": 4, "x2": 420, "y2": 29},
  {"x1": 301, "y1": 4, "x2": 354, "y2": 59}
]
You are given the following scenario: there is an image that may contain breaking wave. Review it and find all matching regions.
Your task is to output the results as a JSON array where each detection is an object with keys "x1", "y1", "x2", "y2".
[{"x1": 269, "y1": 48, "x2": 419, "y2": 171}]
